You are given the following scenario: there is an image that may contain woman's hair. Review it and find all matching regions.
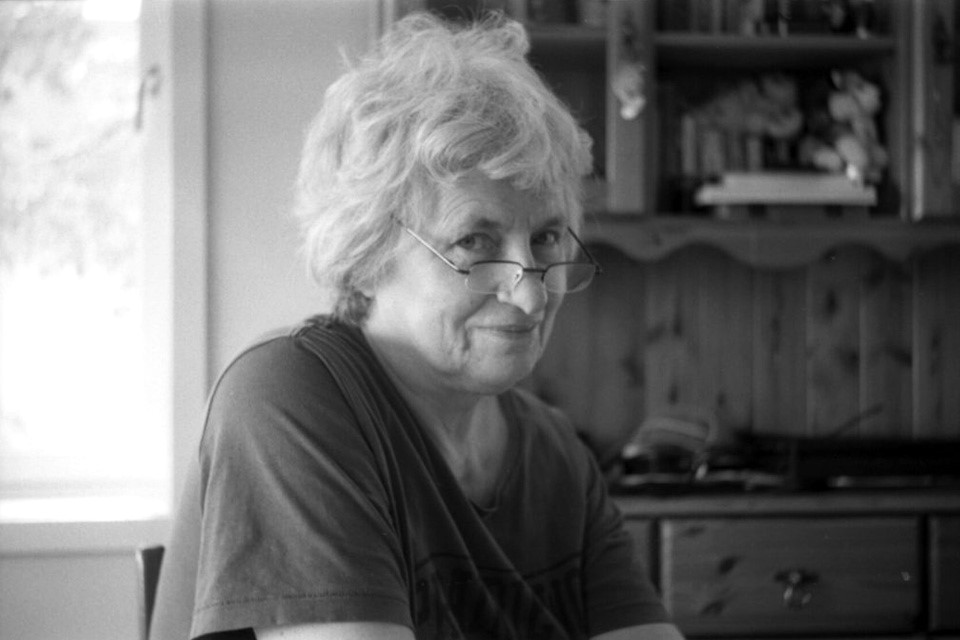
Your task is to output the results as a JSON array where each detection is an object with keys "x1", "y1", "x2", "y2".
[{"x1": 293, "y1": 11, "x2": 593, "y2": 324}]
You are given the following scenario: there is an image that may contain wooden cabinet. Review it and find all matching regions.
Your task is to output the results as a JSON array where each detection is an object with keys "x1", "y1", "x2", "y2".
[
  {"x1": 660, "y1": 517, "x2": 918, "y2": 635},
  {"x1": 931, "y1": 516, "x2": 960, "y2": 631},
  {"x1": 620, "y1": 0, "x2": 913, "y2": 218},
  {"x1": 386, "y1": 0, "x2": 957, "y2": 220},
  {"x1": 610, "y1": 0, "x2": 953, "y2": 222},
  {"x1": 384, "y1": 0, "x2": 960, "y2": 265},
  {"x1": 617, "y1": 490, "x2": 960, "y2": 638}
]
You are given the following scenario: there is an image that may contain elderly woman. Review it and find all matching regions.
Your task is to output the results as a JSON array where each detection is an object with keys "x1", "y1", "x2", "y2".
[{"x1": 180, "y1": 11, "x2": 681, "y2": 640}]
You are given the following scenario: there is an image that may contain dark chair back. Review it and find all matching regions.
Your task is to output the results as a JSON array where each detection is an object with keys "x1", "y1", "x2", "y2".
[
  {"x1": 136, "y1": 544, "x2": 165, "y2": 640},
  {"x1": 149, "y1": 457, "x2": 202, "y2": 640}
]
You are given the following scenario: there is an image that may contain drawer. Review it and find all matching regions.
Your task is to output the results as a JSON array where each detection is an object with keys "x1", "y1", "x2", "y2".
[
  {"x1": 622, "y1": 518, "x2": 654, "y2": 578},
  {"x1": 659, "y1": 517, "x2": 920, "y2": 636},
  {"x1": 931, "y1": 516, "x2": 960, "y2": 631}
]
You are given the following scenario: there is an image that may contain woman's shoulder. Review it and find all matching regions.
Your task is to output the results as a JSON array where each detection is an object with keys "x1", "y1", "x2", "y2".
[
  {"x1": 215, "y1": 321, "x2": 328, "y2": 388},
  {"x1": 213, "y1": 315, "x2": 357, "y2": 390},
  {"x1": 203, "y1": 315, "x2": 364, "y2": 433},
  {"x1": 201, "y1": 316, "x2": 372, "y2": 453}
]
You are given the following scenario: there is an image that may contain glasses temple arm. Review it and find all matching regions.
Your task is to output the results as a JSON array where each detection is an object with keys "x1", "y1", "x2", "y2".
[
  {"x1": 400, "y1": 225, "x2": 470, "y2": 275},
  {"x1": 567, "y1": 227, "x2": 603, "y2": 273}
]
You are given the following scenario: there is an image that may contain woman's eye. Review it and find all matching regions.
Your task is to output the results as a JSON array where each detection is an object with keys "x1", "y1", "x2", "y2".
[
  {"x1": 532, "y1": 229, "x2": 562, "y2": 247},
  {"x1": 531, "y1": 229, "x2": 567, "y2": 263},
  {"x1": 454, "y1": 233, "x2": 493, "y2": 252}
]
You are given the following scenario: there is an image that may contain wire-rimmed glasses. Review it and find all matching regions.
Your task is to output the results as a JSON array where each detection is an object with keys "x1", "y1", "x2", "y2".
[{"x1": 400, "y1": 224, "x2": 602, "y2": 294}]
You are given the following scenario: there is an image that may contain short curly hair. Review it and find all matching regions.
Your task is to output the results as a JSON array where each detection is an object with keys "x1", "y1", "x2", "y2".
[{"x1": 293, "y1": 11, "x2": 593, "y2": 324}]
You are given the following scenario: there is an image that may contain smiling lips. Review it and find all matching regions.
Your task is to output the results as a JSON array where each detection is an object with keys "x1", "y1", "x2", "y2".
[{"x1": 481, "y1": 322, "x2": 539, "y2": 336}]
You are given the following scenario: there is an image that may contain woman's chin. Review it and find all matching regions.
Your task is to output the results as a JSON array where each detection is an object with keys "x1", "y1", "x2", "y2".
[{"x1": 467, "y1": 358, "x2": 538, "y2": 395}]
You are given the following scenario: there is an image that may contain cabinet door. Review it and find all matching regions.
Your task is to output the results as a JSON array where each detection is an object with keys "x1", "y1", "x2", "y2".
[
  {"x1": 659, "y1": 517, "x2": 920, "y2": 636},
  {"x1": 931, "y1": 516, "x2": 960, "y2": 631}
]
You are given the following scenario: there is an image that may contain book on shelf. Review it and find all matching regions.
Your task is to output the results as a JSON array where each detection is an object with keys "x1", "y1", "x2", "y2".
[
  {"x1": 671, "y1": 101, "x2": 766, "y2": 179},
  {"x1": 694, "y1": 171, "x2": 878, "y2": 206}
]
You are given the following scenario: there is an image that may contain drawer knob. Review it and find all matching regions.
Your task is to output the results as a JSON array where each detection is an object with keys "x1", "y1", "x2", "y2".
[{"x1": 774, "y1": 568, "x2": 819, "y2": 610}]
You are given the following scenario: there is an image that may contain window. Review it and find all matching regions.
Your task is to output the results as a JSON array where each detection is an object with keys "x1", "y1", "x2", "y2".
[{"x1": 0, "y1": 0, "x2": 204, "y2": 528}]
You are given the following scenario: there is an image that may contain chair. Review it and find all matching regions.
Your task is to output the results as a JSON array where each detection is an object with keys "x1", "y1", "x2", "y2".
[
  {"x1": 141, "y1": 459, "x2": 203, "y2": 640},
  {"x1": 136, "y1": 544, "x2": 165, "y2": 640}
]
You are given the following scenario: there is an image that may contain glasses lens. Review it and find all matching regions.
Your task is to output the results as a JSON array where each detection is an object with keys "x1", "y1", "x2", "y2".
[
  {"x1": 466, "y1": 262, "x2": 523, "y2": 294},
  {"x1": 466, "y1": 262, "x2": 597, "y2": 294},
  {"x1": 544, "y1": 263, "x2": 596, "y2": 293}
]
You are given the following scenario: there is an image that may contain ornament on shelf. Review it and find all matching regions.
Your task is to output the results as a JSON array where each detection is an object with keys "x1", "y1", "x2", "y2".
[
  {"x1": 798, "y1": 69, "x2": 887, "y2": 184},
  {"x1": 611, "y1": 11, "x2": 646, "y2": 120}
]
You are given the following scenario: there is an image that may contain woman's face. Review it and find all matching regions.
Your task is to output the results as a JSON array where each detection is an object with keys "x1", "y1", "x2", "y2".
[{"x1": 362, "y1": 173, "x2": 568, "y2": 400}]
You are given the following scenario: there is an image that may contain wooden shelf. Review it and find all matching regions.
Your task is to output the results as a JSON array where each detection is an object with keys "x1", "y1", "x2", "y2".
[
  {"x1": 655, "y1": 33, "x2": 896, "y2": 69},
  {"x1": 583, "y1": 215, "x2": 960, "y2": 268},
  {"x1": 526, "y1": 24, "x2": 605, "y2": 64},
  {"x1": 526, "y1": 20, "x2": 897, "y2": 69},
  {"x1": 616, "y1": 488, "x2": 960, "y2": 518}
]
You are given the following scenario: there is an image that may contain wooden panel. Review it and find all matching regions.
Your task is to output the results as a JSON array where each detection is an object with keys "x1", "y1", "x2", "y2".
[
  {"x1": 694, "y1": 249, "x2": 753, "y2": 433},
  {"x1": 913, "y1": 247, "x2": 960, "y2": 437},
  {"x1": 642, "y1": 246, "x2": 749, "y2": 422},
  {"x1": 643, "y1": 252, "x2": 691, "y2": 414},
  {"x1": 753, "y1": 267, "x2": 808, "y2": 436},
  {"x1": 930, "y1": 516, "x2": 960, "y2": 631},
  {"x1": 805, "y1": 249, "x2": 868, "y2": 436},
  {"x1": 644, "y1": 247, "x2": 753, "y2": 428},
  {"x1": 531, "y1": 245, "x2": 648, "y2": 461},
  {"x1": 587, "y1": 248, "x2": 647, "y2": 459},
  {"x1": 580, "y1": 246, "x2": 648, "y2": 460},
  {"x1": 860, "y1": 252, "x2": 913, "y2": 437},
  {"x1": 532, "y1": 243, "x2": 960, "y2": 448},
  {"x1": 659, "y1": 517, "x2": 920, "y2": 636}
]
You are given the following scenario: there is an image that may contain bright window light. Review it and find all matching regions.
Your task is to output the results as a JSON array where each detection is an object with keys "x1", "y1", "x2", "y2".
[
  {"x1": 0, "y1": 0, "x2": 168, "y2": 523},
  {"x1": 83, "y1": 0, "x2": 141, "y2": 22}
]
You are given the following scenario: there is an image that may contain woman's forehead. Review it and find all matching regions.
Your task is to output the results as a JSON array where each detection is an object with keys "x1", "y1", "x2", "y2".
[{"x1": 430, "y1": 174, "x2": 565, "y2": 230}]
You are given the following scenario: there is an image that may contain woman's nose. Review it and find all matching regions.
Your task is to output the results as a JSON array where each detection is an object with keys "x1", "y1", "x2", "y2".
[
  {"x1": 495, "y1": 239, "x2": 550, "y2": 312},
  {"x1": 496, "y1": 269, "x2": 549, "y2": 314}
]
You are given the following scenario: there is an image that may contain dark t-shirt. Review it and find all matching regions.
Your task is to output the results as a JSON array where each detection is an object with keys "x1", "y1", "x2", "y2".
[{"x1": 192, "y1": 316, "x2": 668, "y2": 639}]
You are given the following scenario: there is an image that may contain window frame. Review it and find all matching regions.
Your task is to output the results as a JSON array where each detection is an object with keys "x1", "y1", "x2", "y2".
[{"x1": 0, "y1": 0, "x2": 208, "y2": 554}]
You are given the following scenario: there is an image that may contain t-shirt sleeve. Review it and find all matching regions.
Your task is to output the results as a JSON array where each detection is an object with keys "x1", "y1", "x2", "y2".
[
  {"x1": 191, "y1": 338, "x2": 411, "y2": 638},
  {"x1": 578, "y1": 438, "x2": 672, "y2": 635}
]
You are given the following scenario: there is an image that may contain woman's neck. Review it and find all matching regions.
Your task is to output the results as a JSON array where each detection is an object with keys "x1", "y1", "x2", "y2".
[
  {"x1": 418, "y1": 396, "x2": 509, "y2": 508},
  {"x1": 362, "y1": 327, "x2": 512, "y2": 506}
]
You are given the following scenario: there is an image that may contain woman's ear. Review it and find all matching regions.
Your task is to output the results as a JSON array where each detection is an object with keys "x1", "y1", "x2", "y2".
[{"x1": 337, "y1": 289, "x2": 375, "y2": 325}]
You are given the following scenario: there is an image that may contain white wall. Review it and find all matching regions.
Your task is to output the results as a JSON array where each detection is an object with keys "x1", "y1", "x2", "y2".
[
  {"x1": 0, "y1": 3, "x2": 377, "y2": 639},
  {"x1": 1, "y1": 552, "x2": 139, "y2": 640},
  {"x1": 207, "y1": 0, "x2": 378, "y2": 374}
]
